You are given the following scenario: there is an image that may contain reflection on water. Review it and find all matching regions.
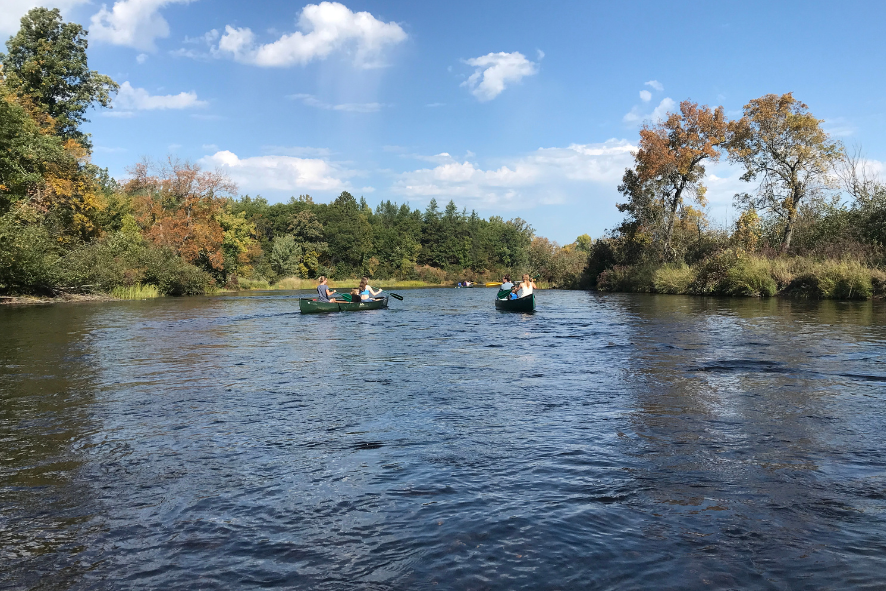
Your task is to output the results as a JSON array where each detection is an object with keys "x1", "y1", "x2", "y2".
[{"x1": 1, "y1": 290, "x2": 885, "y2": 589}]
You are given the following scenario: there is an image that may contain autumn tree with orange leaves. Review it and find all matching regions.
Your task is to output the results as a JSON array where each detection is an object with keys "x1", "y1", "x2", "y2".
[
  {"x1": 127, "y1": 158, "x2": 247, "y2": 278},
  {"x1": 727, "y1": 93, "x2": 843, "y2": 252},
  {"x1": 617, "y1": 100, "x2": 728, "y2": 259}
]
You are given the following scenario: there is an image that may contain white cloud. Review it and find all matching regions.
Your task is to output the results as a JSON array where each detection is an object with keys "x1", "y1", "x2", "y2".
[
  {"x1": 115, "y1": 81, "x2": 207, "y2": 111},
  {"x1": 90, "y1": 0, "x2": 190, "y2": 52},
  {"x1": 136, "y1": 53, "x2": 148, "y2": 63},
  {"x1": 639, "y1": 89, "x2": 651, "y2": 102},
  {"x1": 0, "y1": 0, "x2": 88, "y2": 35},
  {"x1": 623, "y1": 97, "x2": 675, "y2": 125},
  {"x1": 200, "y1": 150, "x2": 356, "y2": 193},
  {"x1": 645, "y1": 80, "x2": 664, "y2": 92},
  {"x1": 426, "y1": 102, "x2": 445, "y2": 108},
  {"x1": 208, "y1": 2, "x2": 406, "y2": 68},
  {"x1": 288, "y1": 93, "x2": 385, "y2": 113},
  {"x1": 461, "y1": 51, "x2": 539, "y2": 101},
  {"x1": 392, "y1": 139, "x2": 635, "y2": 209}
]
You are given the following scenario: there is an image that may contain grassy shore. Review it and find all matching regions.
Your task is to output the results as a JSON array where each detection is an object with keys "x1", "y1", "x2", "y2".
[{"x1": 595, "y1": 253, "x2": 886, "y2": 300}]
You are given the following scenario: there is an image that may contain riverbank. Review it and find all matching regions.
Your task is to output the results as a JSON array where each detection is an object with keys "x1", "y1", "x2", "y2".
[
  {"x1": 0, "y1": 293, "x2": 115, "y2": 306},
  {"x1": 595, "y1": 253, "x2": 886, "y2": 300}
]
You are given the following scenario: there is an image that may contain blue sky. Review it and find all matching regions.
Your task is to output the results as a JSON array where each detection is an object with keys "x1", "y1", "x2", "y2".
[{"x1": 4, "y1": 0, "x2": 886, "y2": 243}]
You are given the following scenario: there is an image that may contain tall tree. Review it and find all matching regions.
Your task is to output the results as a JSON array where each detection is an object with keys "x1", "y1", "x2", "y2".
[
  {"x1": 1, "y1": 7, "x2": 118, "y2": 149},
  {"x1": 727, "y1": 92, "x2": 843, "y2": 252},
  {"x1": 621, "y1": 100, "x2": 727, "y2": 259}
]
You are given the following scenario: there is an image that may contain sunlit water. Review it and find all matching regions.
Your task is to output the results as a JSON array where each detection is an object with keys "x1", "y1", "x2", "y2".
[{"x1": 2, "y1": 288, "x2": 886, "y2": 589}]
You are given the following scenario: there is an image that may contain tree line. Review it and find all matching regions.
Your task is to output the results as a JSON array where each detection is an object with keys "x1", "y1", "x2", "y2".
[
  {"x1": 0, "y1": 9, "x2": 588, "y2": 297},
  {"x1": 587, "y1": 94, "x2": 886, "y2": 299}
]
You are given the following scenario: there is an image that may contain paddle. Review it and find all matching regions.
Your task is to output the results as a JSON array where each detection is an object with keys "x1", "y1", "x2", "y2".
[{"x1": 388, "y1": 293, "x2": 404, "y2": 300}]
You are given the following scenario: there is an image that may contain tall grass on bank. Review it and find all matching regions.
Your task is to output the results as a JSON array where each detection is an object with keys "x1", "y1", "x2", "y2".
[
  {"x1": 111, "y1": 283, "x2": 160, "y2": 299},
  {"x1": 596, "y1": 253, "x2": 886, "y2": 300}
]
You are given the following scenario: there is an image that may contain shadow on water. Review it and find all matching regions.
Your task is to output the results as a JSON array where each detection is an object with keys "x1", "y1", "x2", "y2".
[
  {"x1": 1, "y1": 290, "x2": 886, "y2": 589},
  {"x1": 0, "y1": 304, "x2": 104, "y2": 589}
]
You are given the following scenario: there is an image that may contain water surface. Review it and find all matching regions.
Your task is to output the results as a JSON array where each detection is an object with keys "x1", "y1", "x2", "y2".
[{"x1": 2, "y1": 289, "x2": 885, "y2": 589}]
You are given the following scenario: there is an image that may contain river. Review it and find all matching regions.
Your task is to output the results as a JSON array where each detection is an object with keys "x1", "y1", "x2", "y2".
[{"x1": 2, "y1": 288, "x2": 885, "y2": 589}]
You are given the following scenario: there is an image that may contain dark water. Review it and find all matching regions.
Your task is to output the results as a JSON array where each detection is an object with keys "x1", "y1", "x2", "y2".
[{"x1": 2, "y1": 288, "x2": 886, "y2": 590}]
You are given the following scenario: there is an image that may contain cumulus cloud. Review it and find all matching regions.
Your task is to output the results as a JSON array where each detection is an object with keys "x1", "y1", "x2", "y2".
[
  {"x1": 645, "y1": 80, "x2": 664, "y2": 91},
  {"x1": 288, "y1": 93, "x2": 386, "y2": 113},
  {"x1": 208, "y1": 2, "x2": 406, "y2": 68},
  {"x1": 639, "y1": 89, "x2": 651, "y2": 102},
  {"x1": 392, "y1": 139, "x2": 635, "y2": 209},
  {"x1": 623, "y1": 97, "x2": 675, "y2": 125},
  {"x1": 114, "y1": 81, "x2": 207, "y2": 111},
  {"x1": 200, "y1": 150, "x2": 355, "y2": 193},
  {"x1": 461, "y1": 51, "x2": 539, "y2": 101},
  {"x1": 1, "y1": 0, "x2": 88, "y2": 35},
  {"x1": 90, "y1": 0, "x2": 190, "y2": 51}
]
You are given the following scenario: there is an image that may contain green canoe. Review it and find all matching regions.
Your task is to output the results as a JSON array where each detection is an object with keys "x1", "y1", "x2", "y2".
[
  {"x1": 494, "y1": 293, "x2": 535, "y2": 312},
  {"x1": 299, "y1": 296, "x2": 389, "y2": 314}
]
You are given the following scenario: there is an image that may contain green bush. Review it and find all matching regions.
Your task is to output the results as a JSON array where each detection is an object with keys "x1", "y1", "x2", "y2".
[
  {"x1": 723, "y1": 256, "x2": 777, "y2": 297},
  {"x1": 0, "y1": 213, "x2": 59, "y2": 293},
  {"x1": 653, "y1": 263, "x2": 695, "y2": 294},
  {"x1": 786, "y1": 260, "x2": 872, "y2": 299},
  {"x1": 235, "y1": 277, "x2": 271, "y2": 290},
  {"x1": 689, "y1": 249, "x2": 739, "y2": 295},
  {"x1": 112, "y1": 283, "x2": 160, "y2": 299},
  {"x1": 596, "y1": 264, "x2": 655, "y2": 292}
]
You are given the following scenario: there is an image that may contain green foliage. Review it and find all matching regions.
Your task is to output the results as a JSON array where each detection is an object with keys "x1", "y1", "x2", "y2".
[
  {"x1": 1, "y1": 7, "x2": 117, "y2": 148},
  {"x1": 596, "y1": 264, "x2": 656, "y2": 293},
  {"x1": 268, "y1": 235, "x2": 302, "y2": 278},
  {"x1": 785, "y1": 260, "x2": 873, "y2": 300},
  {"x1": 653, "y1": 264, "x2": 695, "y2": 294},
  {"x1": 112, "y1": 283, "x2": 159, "y2": 299},
  {"x1": 0, "y1": 80, "x2": 74, "y2": 210},
  {"x1": 0, "y1": 210, "x2": 58, "y2": 292},
  {"x1": 233, "y1": 277, "x2": 270, "y2": 290},
  {"x1": 59, "y1": 231, "x2": 211, "y2": 295},
  {"x1": 723, "y1": 256, "x2": 777, "y2": 297}
]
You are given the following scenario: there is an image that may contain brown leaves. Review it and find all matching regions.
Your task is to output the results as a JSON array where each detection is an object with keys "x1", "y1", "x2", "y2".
[{"x1": 128, "y1": 157, "x2": 237, "y2": 271}]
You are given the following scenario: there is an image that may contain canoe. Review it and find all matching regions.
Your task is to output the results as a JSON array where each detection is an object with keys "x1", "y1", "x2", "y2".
[
  {"x1": 299, "y1": 296, "x2": 388, "y2": 314},
  {"x1": 494, "y1": 293, "x2": 535, "y2": 312}
]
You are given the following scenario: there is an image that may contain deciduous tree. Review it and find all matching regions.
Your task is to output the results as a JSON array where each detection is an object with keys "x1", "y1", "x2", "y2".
[
  {"x1": 621, "y1": 101, "x2": 727, "y2": 259},
  {"x1": 727, "y1": 93, "x2": 843, "y2": 252},
  {"x1": 1, "y1": 8, "x2": 117, "y2": 149}
]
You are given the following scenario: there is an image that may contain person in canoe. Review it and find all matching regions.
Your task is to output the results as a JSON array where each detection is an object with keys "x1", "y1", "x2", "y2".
[
  {"x1": 516, "y1": 274, "x2": 536, "y2": 298},
  {"x1": 500, "y1": 275, "x2": 513, "y2": 290},
  {"x1": 509, "y1": 285, "x2": 520, "y2": 300},
  {"x1": 359, "y1": 277, "x2": 383, "y2": 301},
  {"x1": 316, "y1": 276, "x2": 343, "y2": 302}
]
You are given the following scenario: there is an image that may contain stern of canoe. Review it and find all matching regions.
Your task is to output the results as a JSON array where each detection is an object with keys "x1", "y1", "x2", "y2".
[{"x1": 494, "y1": 293, "x2": 535, "y2": 312}]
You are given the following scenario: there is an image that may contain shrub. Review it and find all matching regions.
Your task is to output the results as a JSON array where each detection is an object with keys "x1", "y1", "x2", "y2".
[
  {"x1": 236, "y1": 277, "x2": 271, "y2": 290},
  {"x1": 0, "y1": 213, "x2": 59, "y2": 293},
  {"x1": 413, "y1": 264, "x2": 446, "y2": 284},
  {"x1": 653, "y1": 263, "x2": 695, "y2": 294},
  {"x1": 723, "y1": 256, "x2": 777, "y2": 297},
  {"x1": 786, "y1": 260, "x2": 872, "y2": 300},
  {"x1": 596, "y1": 264, "x2": 655, "y2": 292},
  {"x1": 689, "y1": 249, "x2": 738, "y2": 294},
  {"x1": 112, "y1": 283, "x2": 160, "y2": 299}
]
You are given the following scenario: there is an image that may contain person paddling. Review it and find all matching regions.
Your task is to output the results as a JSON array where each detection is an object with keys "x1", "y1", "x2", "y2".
[
  {"x1": 316, "y1": 276, "x2": 337, "y2": 302},
  {"x1": 359, "y1": 277, "x2": 383, "y2": 301},
  {"x1": 500, "y1": 274, "x2": 514, "y2": 291}
]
